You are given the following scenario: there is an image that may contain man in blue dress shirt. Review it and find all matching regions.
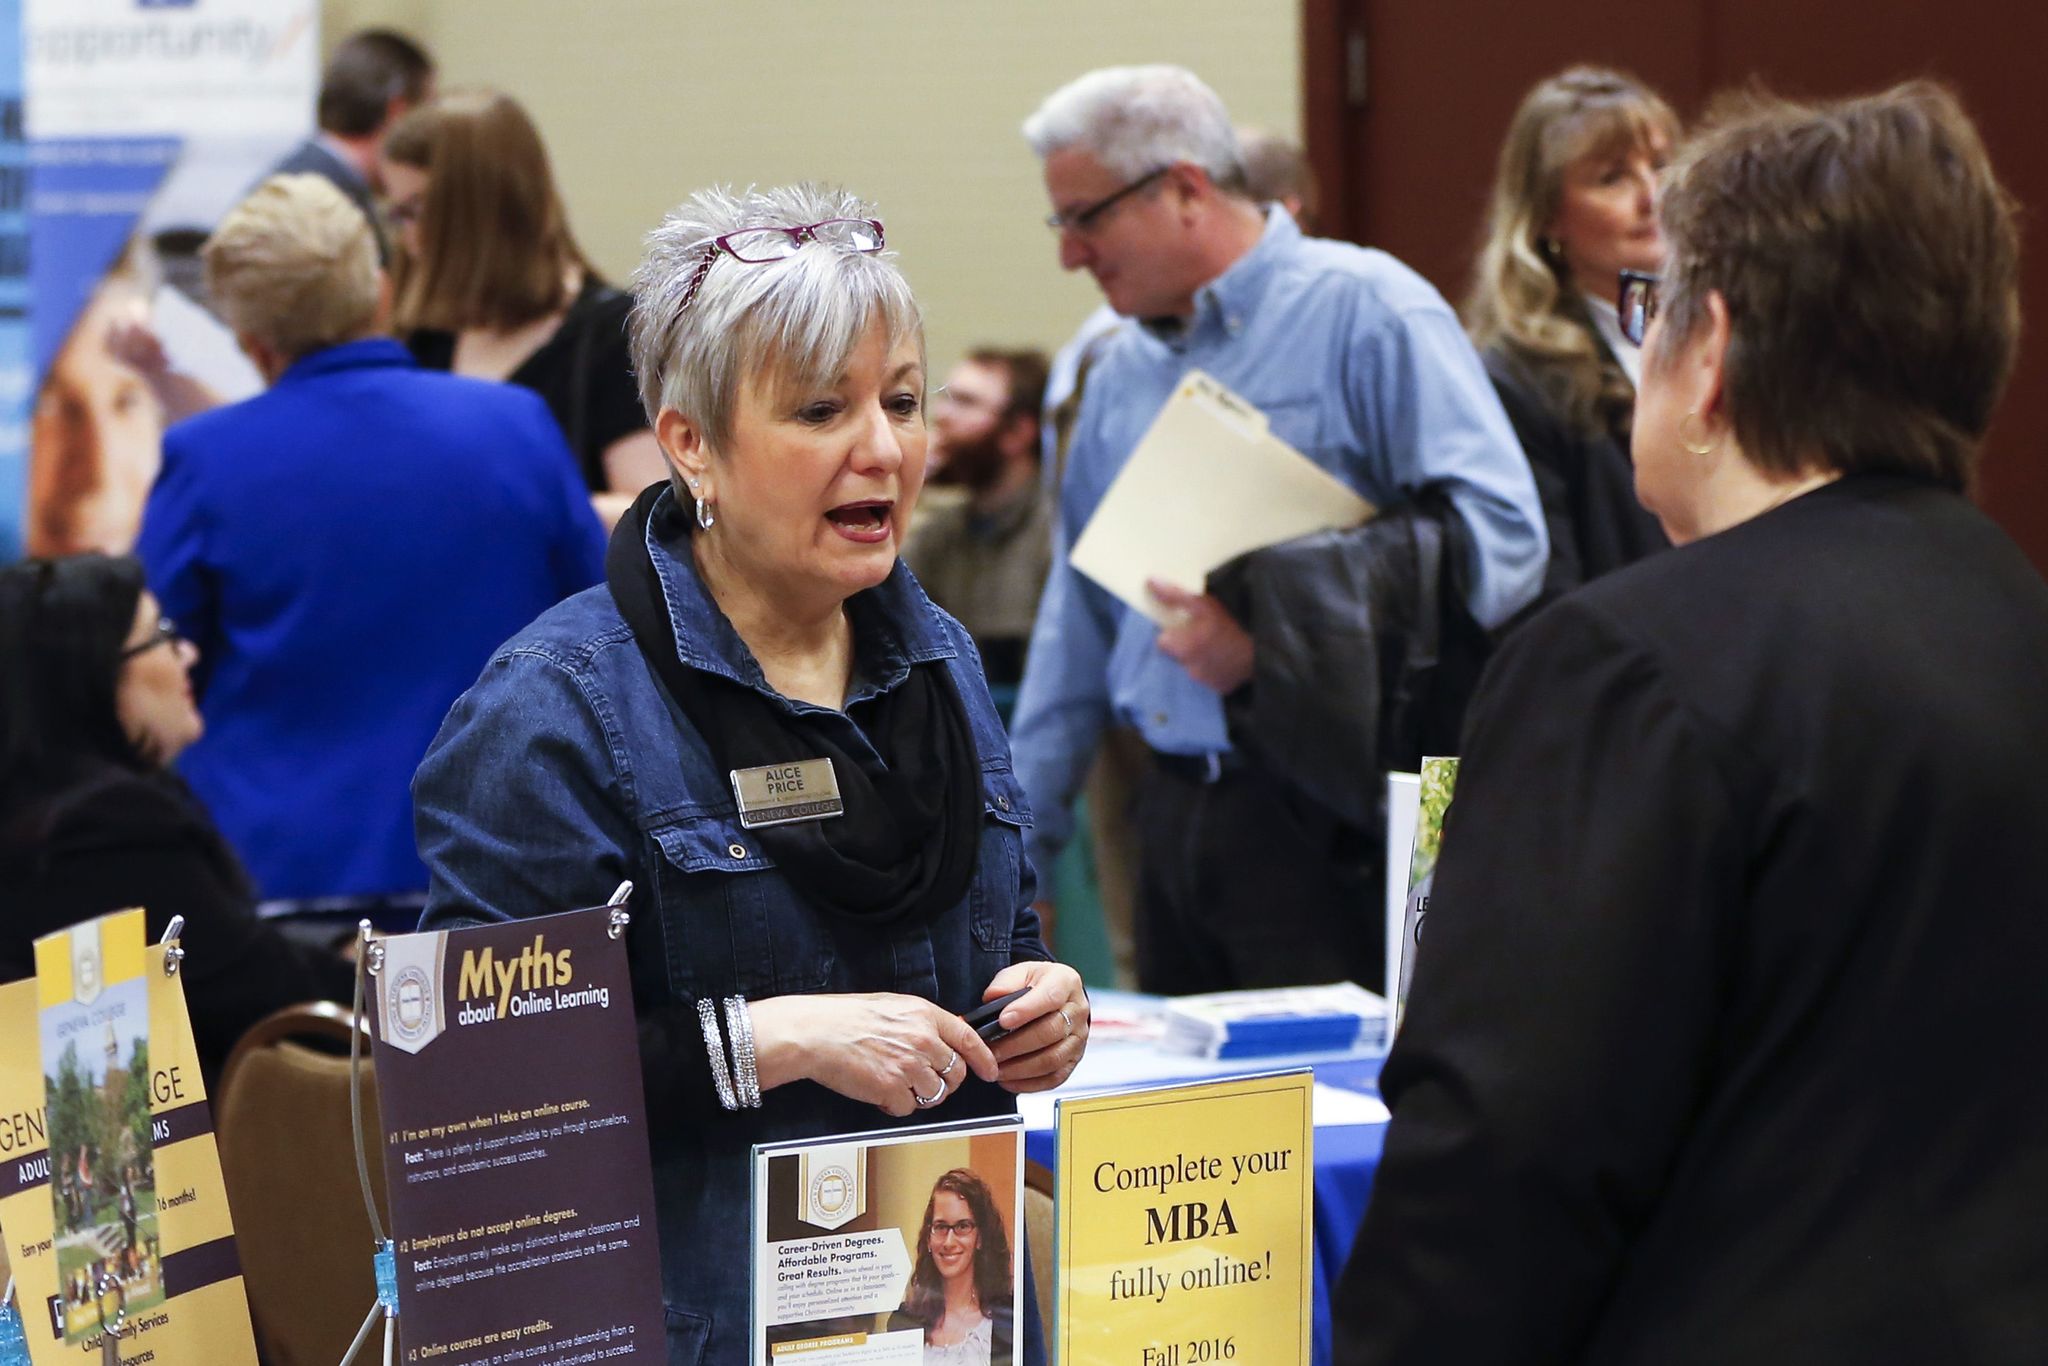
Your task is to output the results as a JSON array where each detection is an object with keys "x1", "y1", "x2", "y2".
[
  {"x1": 1011, "y1": 66, "x2": 1547, "y2": 994},
  {"x1": 136, "y1": 174, "x2": 605, "y2": 916}
]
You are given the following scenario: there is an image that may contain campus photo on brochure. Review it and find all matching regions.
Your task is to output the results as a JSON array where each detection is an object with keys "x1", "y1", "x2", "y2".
[{"x1": 37, "y1": 915, "x2": 161, "y2": 1342}]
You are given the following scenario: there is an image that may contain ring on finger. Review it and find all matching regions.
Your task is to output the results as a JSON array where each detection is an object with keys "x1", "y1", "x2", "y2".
[
  {"x1": 912, "y1": 1076, "x2": 947, "y2": 1108},
  {"x1": 939, "y1": 1048, "x2": 959, "y2": 1077},
  {"x1": 1057, "y1": 1005, "x2": 1073, "y2": 1038}
]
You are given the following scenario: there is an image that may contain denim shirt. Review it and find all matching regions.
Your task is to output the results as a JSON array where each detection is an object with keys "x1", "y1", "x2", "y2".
[
  {"x1": 1010, "y1": 208, "x2": 1548, "y2": 875},
  {"x1": 414, "y1": 495, "x2": 1049, "y2": 1365}
]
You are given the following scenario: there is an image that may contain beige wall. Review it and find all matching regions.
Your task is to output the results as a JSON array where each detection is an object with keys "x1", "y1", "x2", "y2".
[{"x1": 324, "y1": 0, "x2": 1301, "y2": 376}]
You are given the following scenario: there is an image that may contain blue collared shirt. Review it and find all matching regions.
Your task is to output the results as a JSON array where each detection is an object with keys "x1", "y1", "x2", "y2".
[{"x1": 1010, "y1": 210, "x2": 1547, "y2": 873}]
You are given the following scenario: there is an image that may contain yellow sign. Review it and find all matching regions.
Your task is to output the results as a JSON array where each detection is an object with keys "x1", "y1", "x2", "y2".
[
  {"x1": 2, "y1": 910, "x2": 260, "y2": 1364},
  {"x1": 1055, "y1": 1072, "x2": 1313, "y2": 1366}
]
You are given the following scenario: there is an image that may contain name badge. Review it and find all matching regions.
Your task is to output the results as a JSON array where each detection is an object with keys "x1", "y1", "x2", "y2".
[{"x1": 730, "y1": 758, "x2": 844, "y2": 829}]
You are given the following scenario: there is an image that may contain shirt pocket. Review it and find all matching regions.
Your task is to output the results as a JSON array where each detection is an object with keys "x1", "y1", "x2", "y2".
[
  {"x1": 647, "y1": 813, "x2": 836, "y2": 999},
  {"x1": 971, "y1": 768, "x2": 1035, "y2": 959}
]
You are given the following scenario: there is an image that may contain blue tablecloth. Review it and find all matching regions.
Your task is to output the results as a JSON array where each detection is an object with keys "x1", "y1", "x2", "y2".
[{"x1": 1019, "y1": 995, "x2": 1387, "y2": 1366}]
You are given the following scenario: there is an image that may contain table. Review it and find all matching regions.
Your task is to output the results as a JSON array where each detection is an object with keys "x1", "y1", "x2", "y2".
[{"x1": 1018, "y1": 992, "x2": 1388, "y2": 1366}]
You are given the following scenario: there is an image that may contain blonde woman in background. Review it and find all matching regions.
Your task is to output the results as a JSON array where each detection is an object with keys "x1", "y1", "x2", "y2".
[{"x1": 1468, "y1": 67, "x2": 1679, "y2": 598}]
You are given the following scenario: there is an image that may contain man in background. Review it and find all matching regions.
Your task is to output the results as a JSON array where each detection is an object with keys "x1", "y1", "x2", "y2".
[
  {"x1": 1011, "y1": 66, "x2": 1546, "y2": 995},
  {"x1": 271, "y1": 28, "x2": 435, "y2": 261},
  {"x1": 1239, "y1": 125, "x2": 1319, "y2": 230},
  {"x1": 904, "y1": 347, "x2": 1053, "y2": 697},
  {"x1": 1035, "y1": 126, "x2": 1323, "y2": 983}
]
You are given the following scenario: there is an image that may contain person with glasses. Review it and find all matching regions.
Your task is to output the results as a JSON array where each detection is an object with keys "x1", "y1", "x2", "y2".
[
  {"x1": 1468, "y1": 67, "x2": 1679, "y2": 600},
  {"x1": 382, "y1": 90, "x2": 665, "y2": 527},
  {"x1": 1011, "y1": 65, "x2": 1547, "y2": 996},
  {"x1": 0, "y1": 554, "x2": 355, "y2": 1090},
  {"x1": 1336, "y1": 83, "x2": 2048, "y2": 1364},
  {"x1": 135, "y1": 173, "x2": 605, "y2": 924},
  {"x1": 902, "y1": 346, "x2": 1054, "y2": 702},
  {"x1": 268, "y1": 28, "x2": 436, "y2": 265},
  {"x1": 414, "y1": 182, "x2": 1086, "y2": 1364},
  {"x1": 888, "y1": 1169, "x2": 1016, "y2": 1363}
]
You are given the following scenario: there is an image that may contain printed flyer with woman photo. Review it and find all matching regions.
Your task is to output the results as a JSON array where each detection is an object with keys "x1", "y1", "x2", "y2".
[{"x1": 752, "y1": 1119, "x2": 1024, "y2": 1366}]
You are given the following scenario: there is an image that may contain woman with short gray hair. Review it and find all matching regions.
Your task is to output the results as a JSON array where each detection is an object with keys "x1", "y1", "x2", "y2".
[{"x1": 415, "y1": 183, "x2": 1083, "y2": 1364}]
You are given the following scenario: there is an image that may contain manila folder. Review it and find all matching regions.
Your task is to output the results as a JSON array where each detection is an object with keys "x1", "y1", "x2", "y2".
[{"x1": 1068, "y1": 369, "x2": 1376, "y2": 622}]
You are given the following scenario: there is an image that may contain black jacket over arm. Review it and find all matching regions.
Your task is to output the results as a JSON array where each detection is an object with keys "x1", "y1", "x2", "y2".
[
  {"x1": 1208, "y1": 492, "x2": 1491, "y2": 833},
  {"x1": 1, "y1": 765, "x2": 357, "y2": 1087},
  {"x1": 1336, "y1": 475, "x2": 2048, "y2": 1365}
]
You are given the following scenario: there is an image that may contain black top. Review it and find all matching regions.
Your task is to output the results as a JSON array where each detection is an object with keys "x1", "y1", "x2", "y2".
[
  {"x1": 407, "y1": 276, "x2": 648, "y2": 492},
  {"x1": 1336, "y1": 474, "x2": 2048, "y2": 1365},
  {"x1": 0, "y1": 764, "x2": 358, "y2": 1090},
  {"x1": 1484, "y1": 340, "x2": 1667, "y2": 603}
]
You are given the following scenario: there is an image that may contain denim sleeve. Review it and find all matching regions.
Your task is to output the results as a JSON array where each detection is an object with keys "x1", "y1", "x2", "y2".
[
  {"x1": 1348, "y1": 305, "x2": 1548, "y2": 630},
  {"x1": 134, "y1": 431, "x2": 220, "y2": 697},
  {"x1": 1008, "y1": 516, "x2": 1116, "y2": 880},
  {"x1": 413, "y1": 648, "x2": 738, "y2": 1124},
  {"x1": 413, "y1": 647, "x2": 639, "y2": 928}
]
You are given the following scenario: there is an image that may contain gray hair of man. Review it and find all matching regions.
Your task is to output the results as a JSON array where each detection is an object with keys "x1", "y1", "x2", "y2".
[
  {"x1": 1021, "y1": 65, "x2": 1247, "y2": 192},
  {"x1": 628, "y1": 183, "x2": 924, "y2": 485}
]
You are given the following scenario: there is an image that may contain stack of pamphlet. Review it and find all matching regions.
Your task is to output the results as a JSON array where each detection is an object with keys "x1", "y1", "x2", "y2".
[{"x1": 1160, "y1": 982, "x2": 1389, "y2": 1059}]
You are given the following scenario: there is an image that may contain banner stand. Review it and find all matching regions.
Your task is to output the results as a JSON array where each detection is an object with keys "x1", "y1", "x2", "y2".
[{"x1": 337, "y1": 885, "x2": 636, "y2": 1366}]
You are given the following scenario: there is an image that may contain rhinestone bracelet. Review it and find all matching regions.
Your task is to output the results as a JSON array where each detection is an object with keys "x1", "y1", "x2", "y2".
[
  {"x1": 696, "y1": 997, "x2": 738, "y2": 1111},
  {"x1": 724, "y1": 996, "x2": 762, "y2": 1109}
]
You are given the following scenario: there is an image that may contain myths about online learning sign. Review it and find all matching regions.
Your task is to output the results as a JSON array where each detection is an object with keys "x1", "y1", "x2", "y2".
[{"x1": 455, "y1": 936, "x2": 612, "y2": 1025}]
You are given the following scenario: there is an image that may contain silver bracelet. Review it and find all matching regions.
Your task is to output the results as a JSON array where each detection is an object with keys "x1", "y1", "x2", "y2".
[
  {"x1": 724, "y1": 996, "x2": 762, "y2": 1109},
  {"x1": 696, "y1": 998, "x2": 738, "y2": 1111}
]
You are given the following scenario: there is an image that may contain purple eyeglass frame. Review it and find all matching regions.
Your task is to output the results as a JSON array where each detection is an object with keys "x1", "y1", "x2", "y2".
[{"x1": 675, "y1": 217, "x2": 886, "y2": 313}]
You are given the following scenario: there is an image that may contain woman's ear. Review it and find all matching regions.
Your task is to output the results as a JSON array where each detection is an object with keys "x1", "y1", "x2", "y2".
[
  {"x1": 655, "y1": 407, "x2": 712, "y2": 498},
  {"x1": 1693, "y1": 290, "x2": 1734, "y2": 428}
]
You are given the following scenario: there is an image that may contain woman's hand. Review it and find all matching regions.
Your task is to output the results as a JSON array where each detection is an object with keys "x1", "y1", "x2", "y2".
[
  {"x1": 749, "y1": 993, "x2": 999, "y2": 1118},
  {"x1": 981, "y1": 962, "x2": 1090, "y2": 1093}
]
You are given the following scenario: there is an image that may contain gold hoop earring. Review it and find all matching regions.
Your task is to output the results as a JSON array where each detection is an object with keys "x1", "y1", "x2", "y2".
[{"x1": 1678, "y1": 411, "x2": 1717, "y2": 458}]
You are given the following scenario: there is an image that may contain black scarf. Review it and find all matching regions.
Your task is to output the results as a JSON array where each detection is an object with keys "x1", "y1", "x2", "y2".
[{"x1": 605, "y1": 483, "x2": 981, "y2": 927}]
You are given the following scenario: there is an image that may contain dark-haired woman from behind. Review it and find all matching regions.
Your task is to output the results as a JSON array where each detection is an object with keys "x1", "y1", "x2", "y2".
[
  {"x1": 890, "y1": 1169, "x2": 1015, "y2": 1364},
  {"x1": 1338, "y1": 81, "x2": 2048, "y2": 1364},
  {"x1": 1468, "y1": 66, "x2": 1679, "y2": 598},
  {"x1": 0, "y1": 555, "x2": 354, "y2": 1089}
]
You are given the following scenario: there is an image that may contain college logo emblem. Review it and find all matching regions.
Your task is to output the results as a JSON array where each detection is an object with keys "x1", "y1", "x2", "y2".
[
  {"x1": 798, "y1": 1144, "x2": 866, "y2": 1230},
  {"x1": 388, "y1": 966, "x2": 434, "y2": 1044},
  {"x1": 70, "y1": 924, "x2": 103, "y2": 1006},
  {"x1": 376, "y1": 933, "x2": 448, "y2": 1055}
]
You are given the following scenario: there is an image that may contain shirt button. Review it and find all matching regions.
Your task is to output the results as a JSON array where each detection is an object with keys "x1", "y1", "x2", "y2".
[
  {"x1": 1152, "y1": 712, "x2": 1169, "y2": 727},
  {"x1": 728, "y1": 843, "x2": 747, "y2": 860}
]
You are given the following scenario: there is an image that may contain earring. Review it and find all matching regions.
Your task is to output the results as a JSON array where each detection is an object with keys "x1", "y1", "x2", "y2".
[
  {"x1": 695, "y1": 496, "x2": 716, "y2": 531},
  {"x1": 1541, "y1": 236, "x2": 1562, "y2": 258},
  {"x1": 1678, "y1": 411, "x2": 1717, "y2": 457}
]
